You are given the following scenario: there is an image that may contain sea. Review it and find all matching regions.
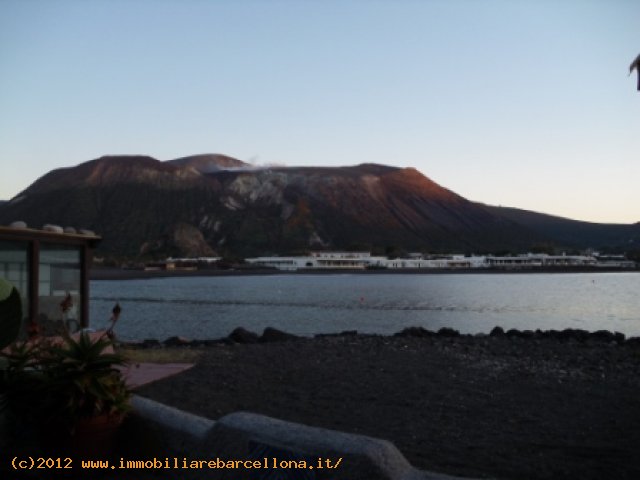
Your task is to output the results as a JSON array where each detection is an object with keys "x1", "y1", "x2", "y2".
[{"x1": 89, "y1": 271, "x2": 640, "y2": 342}]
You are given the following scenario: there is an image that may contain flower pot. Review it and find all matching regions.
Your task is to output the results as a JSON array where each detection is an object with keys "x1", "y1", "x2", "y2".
[
  {"x1": 70, "y1": 413, "x2": 125, "y2": 459},
  {"x1": 41, "y1": 412, "x2": 125, "y2": 459}
]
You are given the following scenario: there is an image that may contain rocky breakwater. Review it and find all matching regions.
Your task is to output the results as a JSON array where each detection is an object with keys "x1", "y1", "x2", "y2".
[
  {"x1": 393, "y1": 326, "x2": 640, "y2": 385},
  {"x1": 126, "y1": 324, "x2": 640, "y2": 387}
]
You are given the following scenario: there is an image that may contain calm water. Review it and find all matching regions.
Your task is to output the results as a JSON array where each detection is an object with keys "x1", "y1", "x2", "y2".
[{"x1": 90, "y1": 272, "x2": 640, "y2": 341}]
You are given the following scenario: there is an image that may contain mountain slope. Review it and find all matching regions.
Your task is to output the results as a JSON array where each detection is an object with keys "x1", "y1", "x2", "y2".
[
  {"x1": 166, "y1": 154, "x2": 250, "y2": 173},
  {"x1": 198, "y1": 163, "x2": 540, "y2": 255},
  {"x1": 3, "y1": 155, "x2": 222, "y2": 256},
  {"x1": 481, "y1": 205, "x2": 640, "y2": 251},
  {"x1": 0, "y1": 154, "x2": 563, "y2": 258}
]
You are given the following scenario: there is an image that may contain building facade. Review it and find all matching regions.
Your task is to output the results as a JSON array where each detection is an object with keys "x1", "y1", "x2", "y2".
[
  {"x1": 0, "y1": 224, "x2": 100, "y2": 338},
  {"x1": 245, "y1": 252, "x2": 627, "y2": 271}
]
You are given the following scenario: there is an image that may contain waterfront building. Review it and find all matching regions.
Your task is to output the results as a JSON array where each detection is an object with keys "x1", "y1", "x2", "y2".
[
  {"x1": 245, "y1": 251, "x2": 632, "y2": 271},
  {"x1": 0, "y1": 223, "x2": 100, "y2": 338},
  {"x1": 146, "y1": 257, "x2": 222, "y2": 271},
  {"x1": 485, "y1": 253, "x2": 596, "y2": 268},
  {"x1": 245, "y1": 252, "x2": 387, "y2": 270},
  {"x1": 245, "y1": 252, "x2": 488, "y2": 270}
]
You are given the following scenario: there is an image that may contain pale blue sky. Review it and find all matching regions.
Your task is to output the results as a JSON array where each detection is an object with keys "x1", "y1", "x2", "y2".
[{"x1": 1, "y1": 0, "x2": 638, "y2": 223}]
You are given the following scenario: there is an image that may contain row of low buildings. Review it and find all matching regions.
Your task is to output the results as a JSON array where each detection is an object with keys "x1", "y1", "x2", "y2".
[
  {"x1": 143, "y1": 256, "x2": 222, "y2": 271},
  {"x1": 244, "y1": 251, "x2": 637, "y2": 271}
]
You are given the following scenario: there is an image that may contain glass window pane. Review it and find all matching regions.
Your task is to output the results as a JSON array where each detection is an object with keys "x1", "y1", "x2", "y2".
[
  {"x1": 0, "y1": 240, "x2": 29, "y2": 339},
  {"x1": 39, "y1": 245, "x2": 82, "y2": 335}
]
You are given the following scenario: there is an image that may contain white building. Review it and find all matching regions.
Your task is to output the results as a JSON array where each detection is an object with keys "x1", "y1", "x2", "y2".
[
  {"x1": 245, "y1": 252, "x2": 488, "y2": 270},
  {"x1": 383, "y1": 254, "x2": 487, "y2": 269},
  {"x1": 485, "y1": 253, "x2": 596, "y2": 268},
  {"x1": 244, "y1": 251, "x2": 629, "y2": 271},
  {"x1": 245, "y1": 252, "x2": 386, "y2": 271}
]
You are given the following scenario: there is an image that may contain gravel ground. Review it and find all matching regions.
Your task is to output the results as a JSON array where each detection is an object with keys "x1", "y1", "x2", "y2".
[{"x1": 135, "y1": 332, "x2": 640, "y2": 480}]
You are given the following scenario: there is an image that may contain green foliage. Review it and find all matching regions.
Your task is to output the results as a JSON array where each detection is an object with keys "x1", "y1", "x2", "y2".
[
  {"x1": 0, "y1": 341, "x2": 48, "y2": 421},
  {"x1": 0, "y1": 332, "x2": 131, "y2": 433},
  {"x1": 44, "y1": 332, "x2": 131, "y2": 421},
  {"x1": 0, "y1": 278, "x2": 22, "y2": 350}
]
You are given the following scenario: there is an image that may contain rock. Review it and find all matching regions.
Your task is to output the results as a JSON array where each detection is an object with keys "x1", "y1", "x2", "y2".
[
  {"x1": 521, "y1": 330, "x2": 535, "y2": 339},
  {"x1": 315, "y1": 330, "x2": 359, "y2": 338},
  {"x1": 394, "y1": 327, "x2": 435, "y2": 338},
  {"x1": 42, "y1": 224, "x2": 64, "y2": 233},
  {"x1": 544, "y1": 329, "x2": 561, "y2": 340},
  {"x1": 625, "y1": 337, "x2": 640, "y2": 347},
  {"x1": 260, "y1": 327, "x2": 299, "y2": 343},
  {"x1": 490, "y1": 326, "x2": 505, "y2": 337},
  {"x1": 339, "y1": 330, "x2": 359, "y2": 336},
  {"x1": 164, "y1": 335, "x2": 191, "y2": 346},
  {"x1": 504, "y1": 328, "x2": 541, "y2": 339},
  {"x1": 437, "y1": 327, "x2": 460, "y2": 337},
  {"x1": 590, "y1": 330, "x2": 617, "y2": 343},
  {"x1": 558, "y1": 329, "x2": 590, "y2": 342},
  {"x1": 228, "y1": 327, "x2": 260, "y2": 344},
  {"x1": 140, "y1": 222, "x2": 217, "y2": 258}
]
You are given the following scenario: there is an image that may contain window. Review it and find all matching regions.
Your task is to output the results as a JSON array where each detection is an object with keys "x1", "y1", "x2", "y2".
[
  {"x1": 38, "y1": 245, "x2": 82, "y2": 335},
  {"x1": 0, "y1": 240, "x2": 29, "y2": 339}
]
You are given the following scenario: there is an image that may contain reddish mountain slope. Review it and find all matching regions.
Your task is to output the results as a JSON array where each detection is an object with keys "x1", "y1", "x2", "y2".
[{"x1": 0, "y1": 155, "x2": 542, "y2": 257}]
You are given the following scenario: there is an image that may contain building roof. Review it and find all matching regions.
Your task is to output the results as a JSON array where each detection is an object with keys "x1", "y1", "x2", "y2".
[{"x1": 0, "y1": 224, "x2": 101, "y2": 248}]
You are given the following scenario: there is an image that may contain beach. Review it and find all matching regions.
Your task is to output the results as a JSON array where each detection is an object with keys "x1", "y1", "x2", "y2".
[
  {"x1": 91, "y1": 266, "x2": 638, "y2": 281},
  {"x1": 135, "y1": 329, "x2": 640, "y2": 480}
]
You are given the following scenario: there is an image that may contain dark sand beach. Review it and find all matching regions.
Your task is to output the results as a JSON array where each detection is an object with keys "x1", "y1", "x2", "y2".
[
  {"x1": 136, "y1": 330, "x2": 640, "y2": 480},
  {"x1": 90, "y1": 266, "x2": 638, "y2": 281}
]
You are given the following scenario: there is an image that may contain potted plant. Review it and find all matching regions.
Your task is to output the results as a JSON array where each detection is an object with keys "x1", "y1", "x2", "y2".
[{"x1": 1, "y1": 281, "x2": 131, "y2": 458}]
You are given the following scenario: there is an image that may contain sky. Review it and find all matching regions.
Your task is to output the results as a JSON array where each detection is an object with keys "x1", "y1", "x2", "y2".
[{"x1": 0, "y1": 0, "x2": 638, "y2": 224}]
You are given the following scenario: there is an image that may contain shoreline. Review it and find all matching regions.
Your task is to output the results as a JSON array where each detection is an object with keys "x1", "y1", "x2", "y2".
[
  {"x1": 90, "y1": 265, "x2": 639, "y2": 281},
  {"x1": 120, "y1": 325, "x2": 640, "y2": 349}
]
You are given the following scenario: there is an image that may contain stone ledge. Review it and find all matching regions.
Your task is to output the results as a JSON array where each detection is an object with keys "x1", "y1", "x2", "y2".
[{"x1": 123, "y1": 395, "x2": 481, "y2": 480}]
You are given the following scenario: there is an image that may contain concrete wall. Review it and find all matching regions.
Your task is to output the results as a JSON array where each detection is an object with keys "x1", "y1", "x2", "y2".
[{"x1": 120, "y1": 395, "x2": 478, "y2": 480}]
